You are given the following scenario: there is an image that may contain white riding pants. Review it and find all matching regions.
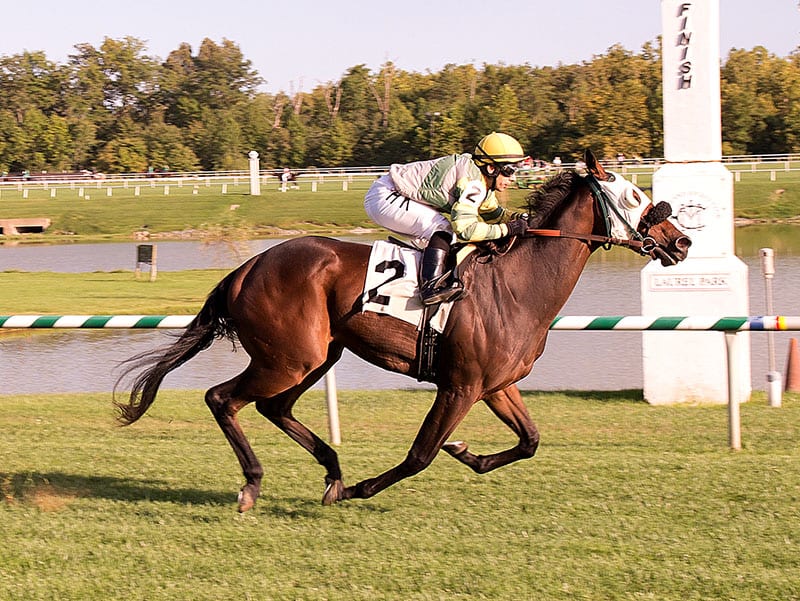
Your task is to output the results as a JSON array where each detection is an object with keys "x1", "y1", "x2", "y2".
[{"x1": 364, "y1": 175, "x2": 452, "y2": 249}]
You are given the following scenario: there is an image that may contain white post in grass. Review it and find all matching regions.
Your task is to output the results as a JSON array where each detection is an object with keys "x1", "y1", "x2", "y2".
[{"x1": 248, "y1": 151, "x2": 261, "y2": 196}]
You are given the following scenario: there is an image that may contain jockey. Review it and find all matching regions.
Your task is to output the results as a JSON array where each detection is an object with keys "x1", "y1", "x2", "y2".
[{"x1": 364, "y1": 132, "x2": 530, "y2": 305}]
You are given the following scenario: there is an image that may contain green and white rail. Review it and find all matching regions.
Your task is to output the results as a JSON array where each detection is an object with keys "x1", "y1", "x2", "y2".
[{"x1": 2, "y1": 314, "x2": 799, "y2": 331}]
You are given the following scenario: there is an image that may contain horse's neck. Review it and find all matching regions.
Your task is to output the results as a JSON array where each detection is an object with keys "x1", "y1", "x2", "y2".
[
  {"x1": 511, "y1": 191, "x2": 595, "y2": 317},
  {"x1": 522, "y1": 236, "x2": 591, "y2": 311}
]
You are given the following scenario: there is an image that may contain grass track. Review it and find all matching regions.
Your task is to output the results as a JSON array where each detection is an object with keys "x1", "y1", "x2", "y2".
[{"x1": 1, "y1": 389, "x2": 798, "y2": 600}]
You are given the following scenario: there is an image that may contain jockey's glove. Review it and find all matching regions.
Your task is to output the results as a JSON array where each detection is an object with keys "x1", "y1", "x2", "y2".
[{"x1": 506, "y1": 219, "x2": 529, "y2": 238}]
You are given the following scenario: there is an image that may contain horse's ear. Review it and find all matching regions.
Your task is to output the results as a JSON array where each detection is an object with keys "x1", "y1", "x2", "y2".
[{"x1": 584, "y1": 149, "x2": 608, "y2": 180}]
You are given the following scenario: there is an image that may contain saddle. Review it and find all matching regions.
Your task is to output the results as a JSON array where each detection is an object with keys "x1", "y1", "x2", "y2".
[
  {"x1": 385, "y1": 236, "x2": 467, "y2": 383},
  {"x1": 363, "y1": 237, "x2": 503, "y2": 382}
]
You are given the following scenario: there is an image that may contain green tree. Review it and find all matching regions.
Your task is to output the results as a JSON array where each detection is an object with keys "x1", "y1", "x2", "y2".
[
  {"x1": 570, "y1": 44, "x2": 654, "y2": 160},
  {"x1": 0, "y1": 51, "x2": 60, "y2": 122},
  {"x1": 238, "y1": 94, "x2": 277, "y2": 160},
  {"x1": 143, "y1": 112, "x2": 200, "y2": 171},
  {"x1": 0, "y1": 109, "x2": 24, "y2": 172},
  {"x1": 160, "y1": 43, "x2": 200, "y2": 128},
  {"x1": 95, "y1": 116, "x2": 148, "y2": 172},
  {"x1": 30, "y1": 111, "x2": 72, "y2": 171},
  {"x1": 68, "y1": 37, "x2": 158, "y2": 123},
  {"x1": 721, "y1": 46, "x2": 793, "y2": 154},
  {"x1": 782, "y1": 50, "x2": 800, "y2": 151},
  {"x1": 285, "y1": 114, "x2": 307, "y2": 166},
  {"x1": 188, "y1": 108, "x2": 245, "y2": 170},
  {"x1": 476, "y1": 84, "x2": 528, "y2": 141},
  {"x1": 3, "y1": 36, "x2": 800, "y2": 174},
  {"x1": 315, "y1": 118, "x2": 353, "y2": 165},
  {"x1": 67, "y1": 117, "x2": 97, "y2": 170},
  {"x1": 185, "y1": 38, "x2": 262, "y2": 111}
]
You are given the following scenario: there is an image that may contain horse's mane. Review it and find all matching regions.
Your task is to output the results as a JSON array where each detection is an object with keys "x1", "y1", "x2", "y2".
[
  {"x1": 524, "y1": 169, "x2": 580, "y2": 228},
  {"x1": 471, "y1": 169, "x2": 581, "y2": 258}
]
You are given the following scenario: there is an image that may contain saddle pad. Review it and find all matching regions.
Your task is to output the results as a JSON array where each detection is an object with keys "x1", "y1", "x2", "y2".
[{"x1": 361, "y1": 240, "x2": 452, "y2": 333}]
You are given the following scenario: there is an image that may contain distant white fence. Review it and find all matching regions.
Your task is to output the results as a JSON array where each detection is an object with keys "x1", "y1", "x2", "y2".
[{"x1": 3, "y1": 153, "x2": 800, "y2": 194}]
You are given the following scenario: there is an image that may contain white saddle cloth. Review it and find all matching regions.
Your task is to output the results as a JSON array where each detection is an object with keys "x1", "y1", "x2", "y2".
[{"x1": 360, "y1": 240, "x2": 455, "y2": 333}]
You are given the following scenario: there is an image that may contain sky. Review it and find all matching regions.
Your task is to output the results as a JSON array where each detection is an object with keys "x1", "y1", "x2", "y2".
[{"x1": 1, "y1": 0, "x2": 798, "y2": 94}]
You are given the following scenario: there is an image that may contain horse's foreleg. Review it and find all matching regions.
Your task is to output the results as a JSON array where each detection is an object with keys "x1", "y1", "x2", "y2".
[
  {"x1": 342, "y1": 389, "x2": 476, "y2": 501},
  {"x1": 205, "y1": 378, "x2": 263, "y2": 512},
  {"x1": 442, "y1": 384, "x2": 539, "y2": 474}
]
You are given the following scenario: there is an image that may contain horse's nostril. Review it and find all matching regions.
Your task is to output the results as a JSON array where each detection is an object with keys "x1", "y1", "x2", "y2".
[{"x1": 676, "y1": 236, "x2": 692, "y2": 251}]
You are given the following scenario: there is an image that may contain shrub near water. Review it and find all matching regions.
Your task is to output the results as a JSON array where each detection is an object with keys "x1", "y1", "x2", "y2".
[{"x1": 1, "y1": 389, "x2": 798, "y2": 600}]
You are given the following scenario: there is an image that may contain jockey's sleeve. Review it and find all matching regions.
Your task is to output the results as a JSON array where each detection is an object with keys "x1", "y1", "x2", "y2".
[{"x1": 450, "y1": 179, "x2": 507, "y2": 242}]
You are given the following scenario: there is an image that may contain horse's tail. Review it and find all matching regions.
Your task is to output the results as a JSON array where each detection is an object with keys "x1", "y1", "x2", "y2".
[{"x1": 113, "y1": 269, "x2": 240, "y2": 426}]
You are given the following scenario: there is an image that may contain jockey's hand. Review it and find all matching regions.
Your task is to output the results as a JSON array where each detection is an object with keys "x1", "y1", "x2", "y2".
[{"x1": 506, "y1": 219, "x2": 529, "y2": 238}]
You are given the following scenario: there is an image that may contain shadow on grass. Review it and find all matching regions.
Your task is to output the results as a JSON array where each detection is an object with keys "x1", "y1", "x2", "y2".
[
  {"x1": 1, "y1": 471, "x2": 389, "y2": 517},
  {"x1": 525, "y1": 389, "x2": 645, "y2": 403},
  {"x1": 2, "y1": 471, "x2": 236, "y2": 508}
]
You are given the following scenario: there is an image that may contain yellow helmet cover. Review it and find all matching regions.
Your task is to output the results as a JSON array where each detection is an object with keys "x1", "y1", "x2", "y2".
[{"x1": 473, "y1": 132, "x2": 526, "y2": 166}]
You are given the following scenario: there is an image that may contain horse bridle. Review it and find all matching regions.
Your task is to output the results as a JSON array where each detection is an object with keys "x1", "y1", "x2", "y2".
[{"x1": 523, "y1": 173, "x2": 671, "y2": 257}]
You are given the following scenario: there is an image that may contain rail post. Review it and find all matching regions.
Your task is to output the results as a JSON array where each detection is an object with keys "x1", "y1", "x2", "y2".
[
  {"x1": 724, "y1": 332, "x2": 741, "y2": 450},
  {"x1": 324, "y1": 370, "x2": 341, "y2": 445},
  {"x1": 760, "y1": 248, "x2": 781, "y2": 407}
]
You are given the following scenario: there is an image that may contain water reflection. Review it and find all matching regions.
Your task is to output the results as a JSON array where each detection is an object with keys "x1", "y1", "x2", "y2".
[
  {"x1": 735, "y1": 225, "x2": 800, "y2": 257},
  {"x1": 2, "y1": 236, "x2": 799, "y2": 394}
]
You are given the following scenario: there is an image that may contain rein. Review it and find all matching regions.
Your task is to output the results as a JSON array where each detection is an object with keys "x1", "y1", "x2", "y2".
[
  {"x1": 523, "y1": 173, "x2": 655, "y2": 256},
  {"x1": 524, "y1": 227, "x2": 647, "y2": 253}
]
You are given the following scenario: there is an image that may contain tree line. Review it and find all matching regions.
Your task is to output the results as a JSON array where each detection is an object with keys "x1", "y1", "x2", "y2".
[{"x1": 1, "y1": 36, "x2": 798, "y2": 175}]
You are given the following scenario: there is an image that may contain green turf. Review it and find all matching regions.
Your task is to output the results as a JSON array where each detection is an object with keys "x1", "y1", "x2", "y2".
[
  {"x1": 1, "y1": 389, "x2": 798, "y2": 600},
  {"x1": 0, "y1": 269, "x2": 227, "y2": 314}
]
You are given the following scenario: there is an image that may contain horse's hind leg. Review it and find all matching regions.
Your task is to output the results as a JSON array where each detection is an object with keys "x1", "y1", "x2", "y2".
[
  {"x1": 442, "y1": 384, "x2": 540, "y2": 473},
  {"x1": 254, "y1": 350, "x2": 346, "y2": 506},
  {"x1": 205, "y1": 375, "x2": 264, "y2": 512}
]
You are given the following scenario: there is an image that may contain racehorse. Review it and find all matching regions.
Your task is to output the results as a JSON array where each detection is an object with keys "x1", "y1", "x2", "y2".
[{"x1": 115, "y1": 150, "x2": 690, "y2": 512}]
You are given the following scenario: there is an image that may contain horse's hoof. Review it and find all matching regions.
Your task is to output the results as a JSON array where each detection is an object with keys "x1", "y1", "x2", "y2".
[
  {"x1": 237, "y1": 485, "x2": 258, "y2": 513},
  {"x1": 322, "y1": 479, "x2": 345, "y2": 505},
  {"x1": 443, "y1": 440, "x2": 469, "y2": 456}
]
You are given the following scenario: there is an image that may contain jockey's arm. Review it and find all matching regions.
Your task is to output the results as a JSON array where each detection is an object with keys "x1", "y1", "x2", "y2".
[
  {"x1": 478, "y1": 199, "x2": 527, "y2": 224},
  {"x1": 450, "y1": 180, "x2": 512, "y2": 242}
]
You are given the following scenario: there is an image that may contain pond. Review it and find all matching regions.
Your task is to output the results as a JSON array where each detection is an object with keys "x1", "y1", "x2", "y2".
[{"x1": 2, "y1": 228, "x2": 799, "y2": 395}]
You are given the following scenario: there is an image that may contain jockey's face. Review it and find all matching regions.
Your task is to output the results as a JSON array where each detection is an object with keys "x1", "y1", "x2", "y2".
[{"x1": 487, "y1": 162, "x2": 517, "y2": 191}]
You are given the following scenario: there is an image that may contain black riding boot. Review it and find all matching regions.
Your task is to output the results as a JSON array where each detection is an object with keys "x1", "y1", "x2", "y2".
[{"x1": 419, "y1": 243, "x2": 464, "y2": 306}]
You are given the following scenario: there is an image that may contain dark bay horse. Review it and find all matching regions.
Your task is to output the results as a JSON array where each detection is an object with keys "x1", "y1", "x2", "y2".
[{"x1": 115, "y1": 150, "x2": 690, "y2": 512}]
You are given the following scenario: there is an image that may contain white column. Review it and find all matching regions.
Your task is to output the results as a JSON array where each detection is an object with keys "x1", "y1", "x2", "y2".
[
  {"x1": 642, "y1": 0, "x2": 750, "y2": 405},
  {"x1": 248, "y1": 151, "x2": 261, "y2": 196}
]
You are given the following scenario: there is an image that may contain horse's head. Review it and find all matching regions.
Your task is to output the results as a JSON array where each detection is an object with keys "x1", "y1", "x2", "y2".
[{"x1": 584, "y1": 149, "x2": 691, "y2": 266}]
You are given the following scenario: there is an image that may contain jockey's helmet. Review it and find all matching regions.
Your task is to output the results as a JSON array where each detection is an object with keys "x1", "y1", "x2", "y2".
[{"x1": 472, "y1": 132, "x2": 526, "y2": 167}]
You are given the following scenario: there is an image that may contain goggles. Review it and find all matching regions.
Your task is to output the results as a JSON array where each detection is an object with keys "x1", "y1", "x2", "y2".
[{"x1": 496, "y1": 163, "x2": 519, "y2": 177}]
